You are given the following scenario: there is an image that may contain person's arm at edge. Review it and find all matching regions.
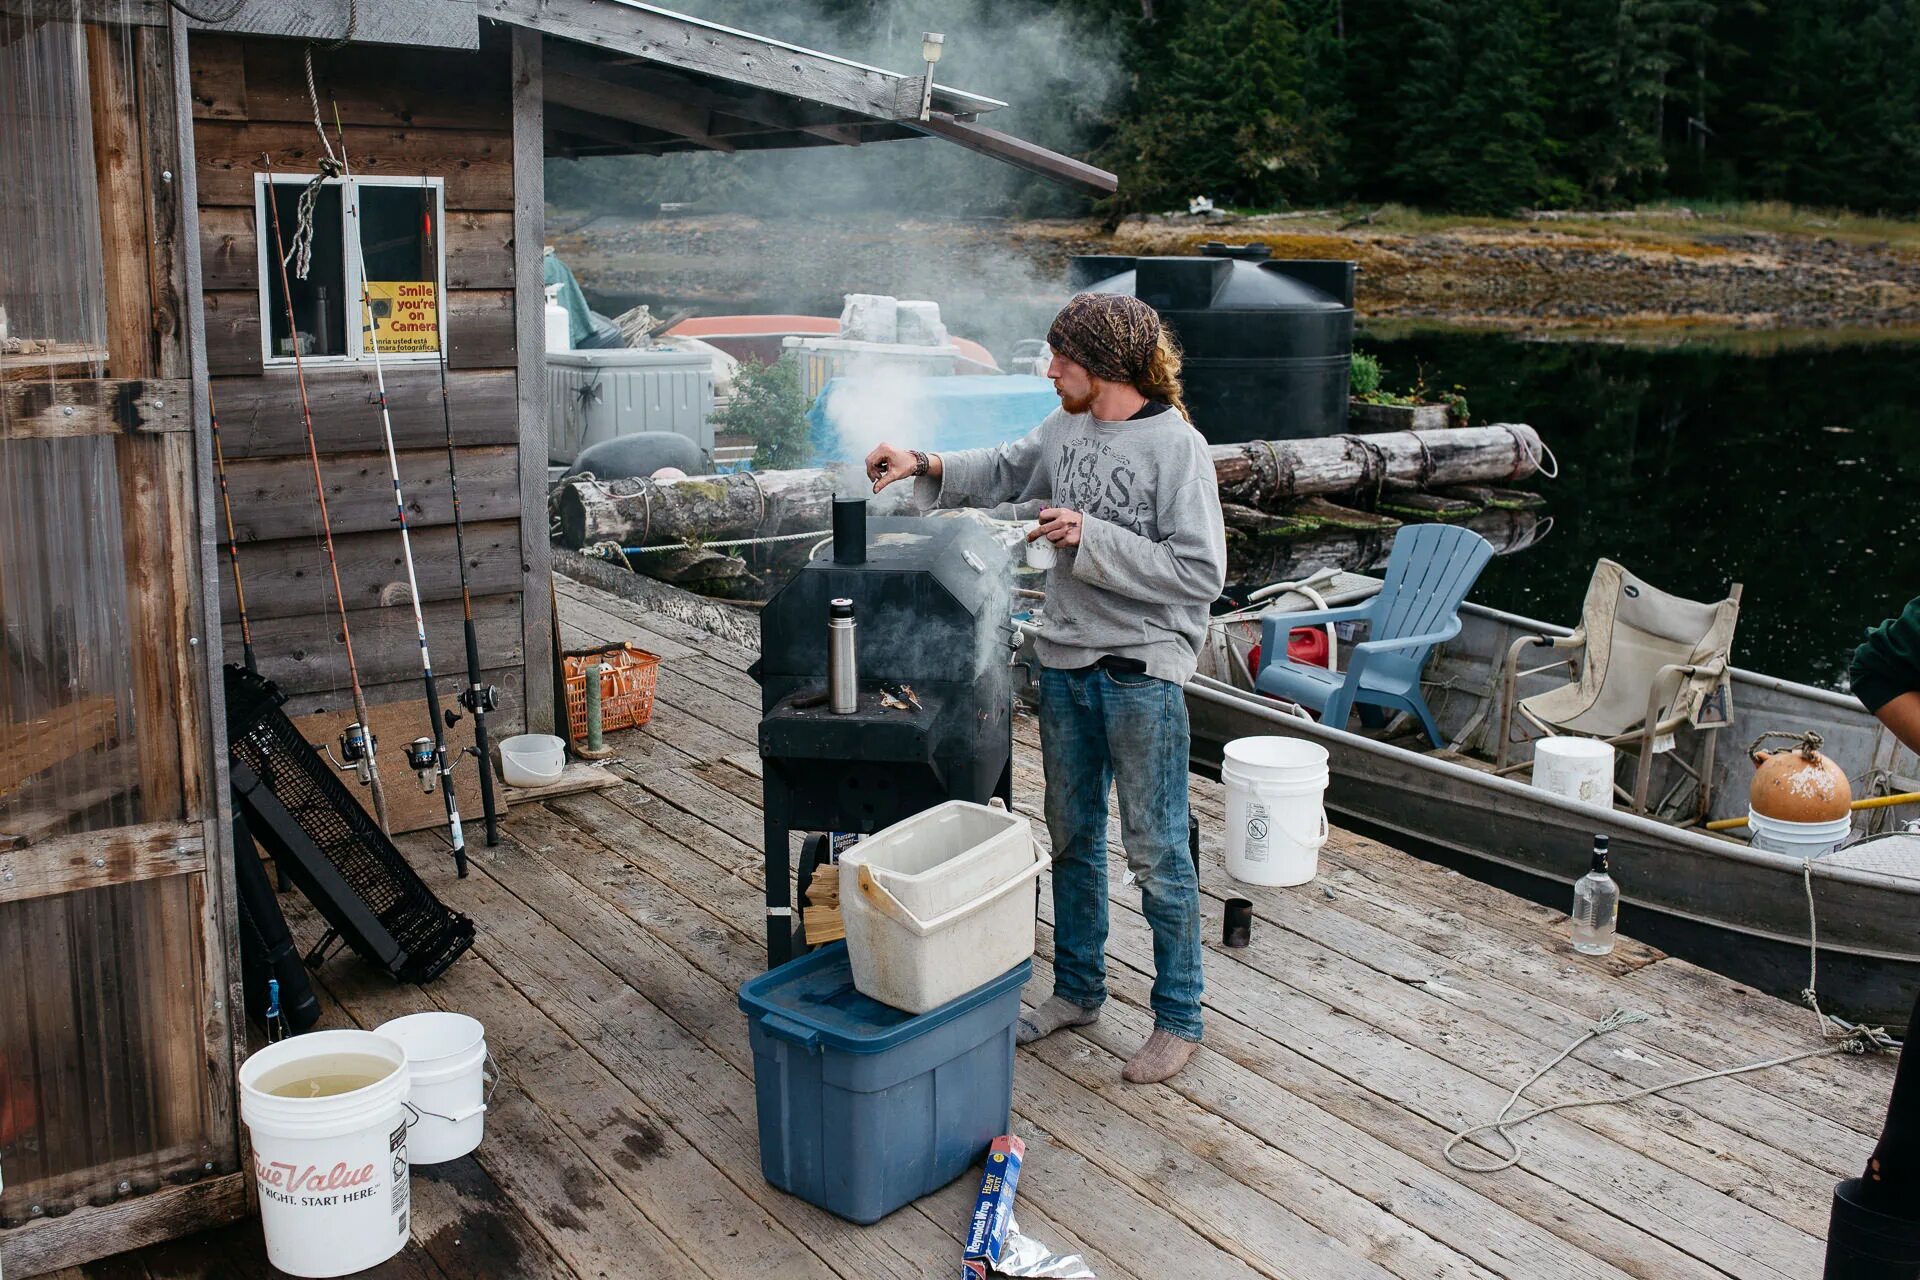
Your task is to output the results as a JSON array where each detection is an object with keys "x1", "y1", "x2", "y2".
[{"x1": 1850, "y1": 596, "x2": 1920, "y2": 755}]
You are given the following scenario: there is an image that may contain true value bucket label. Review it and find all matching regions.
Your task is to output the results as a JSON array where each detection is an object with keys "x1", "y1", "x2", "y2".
[{"x1": 250, "y1": 1119, "x2": 410, "y2": 1243}]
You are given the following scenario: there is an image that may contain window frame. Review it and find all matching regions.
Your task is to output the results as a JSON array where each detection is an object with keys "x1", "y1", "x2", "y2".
[{"x1": 253, "y1": 173, "x2": 448, "y2": 368}]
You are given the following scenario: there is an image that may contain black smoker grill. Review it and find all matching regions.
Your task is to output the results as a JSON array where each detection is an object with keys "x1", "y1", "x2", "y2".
[{"x1": 750, "y1": 500, "x2": 1015, "y2": 965}]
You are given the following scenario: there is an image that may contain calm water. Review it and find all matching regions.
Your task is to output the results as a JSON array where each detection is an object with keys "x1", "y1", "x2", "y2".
[{"x1": 1356, "y1": 329, "x2": 1920, "y2": 691}]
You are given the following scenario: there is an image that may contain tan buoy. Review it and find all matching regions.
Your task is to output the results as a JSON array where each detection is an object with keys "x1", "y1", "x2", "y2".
[{"x1": 1748, "y1": 730, "x2": 1852, "y2": 823}]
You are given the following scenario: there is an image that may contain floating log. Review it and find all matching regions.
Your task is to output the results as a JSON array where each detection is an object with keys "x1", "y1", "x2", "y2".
[
  {"x1": 1209, "y1": 424, "x2": 1544, "y2": 509},
  {"x1": 1378, "y1": 491, "x2": 1479, "y2": 520},
  {"x1": 551, "y1": 546, "x2": 763, "y2": 651},
  {"x1": 554, "y1": 468, "x2": 911, "y2": 551},
  {"x1": 1220, "y1": 502, "x2": 1318, "y2": 537},
  {"x1": 554, "y1": 424, "x2": 1546, "y2": 550},
  {"x1": 1286, "y1": 497, "x2": 1401, "y2": 532}
]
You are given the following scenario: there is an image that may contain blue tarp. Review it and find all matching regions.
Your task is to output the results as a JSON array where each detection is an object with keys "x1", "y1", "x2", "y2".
[{"x1": 808, "y1": 374, "x2": 1058, "y2": 465}]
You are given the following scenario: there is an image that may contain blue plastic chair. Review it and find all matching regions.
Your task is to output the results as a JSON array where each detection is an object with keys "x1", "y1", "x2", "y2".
[{"x1": 1254, "y1": 524, "x2": 1495, "y2": 747}]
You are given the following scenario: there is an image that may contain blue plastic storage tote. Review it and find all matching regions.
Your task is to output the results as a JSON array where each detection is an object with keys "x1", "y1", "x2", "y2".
[{"x1": 738, "y1": 942, "x2": 1028, "y2": 1224}]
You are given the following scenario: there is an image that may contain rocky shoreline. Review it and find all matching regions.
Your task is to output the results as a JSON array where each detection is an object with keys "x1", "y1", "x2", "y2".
[{"x1": 552, "y1": 208, "x2": 1920, "y2": 348}]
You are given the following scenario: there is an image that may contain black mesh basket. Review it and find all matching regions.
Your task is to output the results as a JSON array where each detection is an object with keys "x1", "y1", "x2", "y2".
[{"x1": 225, "y1": 665, "x2": 475, "y2": 984}]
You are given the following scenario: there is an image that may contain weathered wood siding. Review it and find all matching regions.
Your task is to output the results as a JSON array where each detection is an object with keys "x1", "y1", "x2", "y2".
[{"x1": 192, "y1": 27, "x2": 541, "y2": 736}]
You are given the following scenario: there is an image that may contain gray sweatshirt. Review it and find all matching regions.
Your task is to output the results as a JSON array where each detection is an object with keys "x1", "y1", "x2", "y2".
[{"x1": 917, "y1": 405, "x2": 1228, "y2": 684}]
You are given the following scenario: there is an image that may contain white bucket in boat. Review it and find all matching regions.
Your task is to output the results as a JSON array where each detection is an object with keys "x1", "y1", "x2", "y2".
[
  {"x1": 1532, "y1": 737, "x2": 1616, "y2": 809},
  {"x1": 377, "y1": 1012, "x2": 490, "y2": 1165},
  {"x1": 1748, "y1": 808, "x2": 1853, "y2": 859},
  {"x1": 238, "y1": 1030, "x2": 412, "y2": 1278},
  {"x1": 1222, "y1": 736, "x2": 1330, "y2": 887}
]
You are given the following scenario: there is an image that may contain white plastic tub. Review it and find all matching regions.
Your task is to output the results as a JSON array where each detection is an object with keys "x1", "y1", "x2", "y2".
[
  {"x1": 839, "y1": 800, "x2": 1046, "y2": 1014},
  {"x1": 499, "y1": 734, "x2": 565, "y2": 787}
]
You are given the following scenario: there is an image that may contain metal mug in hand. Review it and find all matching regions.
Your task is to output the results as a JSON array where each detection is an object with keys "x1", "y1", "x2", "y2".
[{"x1": 828, "y1": 598, "x2": 857, "y2": 714}]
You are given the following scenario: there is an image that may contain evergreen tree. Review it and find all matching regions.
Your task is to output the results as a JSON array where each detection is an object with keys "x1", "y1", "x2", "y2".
[
  {"x1": 1553, "y1": 0, "x2": 1713, "y2": 202},
  {"x1": 1372, "y1": 0, "x2": 1558, "y2": 212},
  {"x1": 1108, "y1": 0, "x2": 1333, "y2": 211}
]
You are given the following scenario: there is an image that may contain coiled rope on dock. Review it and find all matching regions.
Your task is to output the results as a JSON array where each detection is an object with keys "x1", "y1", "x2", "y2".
[{"x1": 1446, "y1": 855, "x2": 1899, "y2": 1174}]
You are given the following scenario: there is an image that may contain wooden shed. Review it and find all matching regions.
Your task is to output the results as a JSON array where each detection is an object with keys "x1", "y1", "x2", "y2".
[{"x1": 0, "y1": 2, "x2": 1105, "y2": 1274}]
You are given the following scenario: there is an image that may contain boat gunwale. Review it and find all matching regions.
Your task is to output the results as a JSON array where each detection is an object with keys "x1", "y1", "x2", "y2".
[{"x1": 1184, "y1": 672, "x2": 1920, "y2": 902}]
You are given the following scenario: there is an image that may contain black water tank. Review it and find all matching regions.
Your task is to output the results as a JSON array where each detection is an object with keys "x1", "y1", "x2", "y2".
[{"x1": 1069, "y1": 243, "x2": 1356, "y2": 444}]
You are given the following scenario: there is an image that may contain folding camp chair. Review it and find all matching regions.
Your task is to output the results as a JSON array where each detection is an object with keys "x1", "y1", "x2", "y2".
[{"x1": 1496, "y1": 559, "x2": 1741, "y2": 818}]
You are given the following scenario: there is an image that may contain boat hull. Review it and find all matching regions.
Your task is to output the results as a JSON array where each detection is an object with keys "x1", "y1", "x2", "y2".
[{"x1": 1187, "y1": 673, "x2": 1920, "y2": 1033}]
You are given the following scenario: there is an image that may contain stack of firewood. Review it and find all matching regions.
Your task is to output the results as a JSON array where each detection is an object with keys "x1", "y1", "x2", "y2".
[{"x1": 802, "y1": 859, "x2": 844, "y2": 944}]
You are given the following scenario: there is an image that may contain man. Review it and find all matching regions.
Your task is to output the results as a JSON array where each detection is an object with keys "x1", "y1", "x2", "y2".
[
  {"x1": 1848, "y1": 598, "x2": 1920, "y2": 1212},
  {"x1": 865, "y1": 293, "x2": 1226, "y2": 1084}
]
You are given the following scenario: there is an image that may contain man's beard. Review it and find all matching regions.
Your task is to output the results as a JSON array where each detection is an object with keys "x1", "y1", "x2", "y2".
[{"x1": 1056, "y1": 384, "x2": 1096, "y2": 414}]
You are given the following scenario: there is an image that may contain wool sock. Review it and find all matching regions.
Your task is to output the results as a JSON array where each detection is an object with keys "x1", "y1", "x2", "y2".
[
  {"x1": 1122, "y1": 1028, "x2": 1199, "y2": 1084},
  {"x1": 1017, "y1": 996, "x2": 1100, "y2": 1045}
]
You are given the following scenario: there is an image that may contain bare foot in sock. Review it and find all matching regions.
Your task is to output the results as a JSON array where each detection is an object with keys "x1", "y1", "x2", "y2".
[
  {"x1": 1017, "y1": 996, "x2": 1099, "y2": 1045},
  {"x1": 1123, "y1": 1028, "x2": 1198, "y2": 1083}
]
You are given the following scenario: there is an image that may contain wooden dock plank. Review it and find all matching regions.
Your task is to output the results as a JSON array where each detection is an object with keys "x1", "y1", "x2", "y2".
[
  {"x1": 1038, "y1": 864, "x2": 1829, "y2": 1280},
  {"x1": 437, "y1": 820, "x2": 979, "y2": 1276},
  {"x1": 85, "y1": 571, "x2": 1890, "y2": 1279},
  {"x1": 484, "y1": 796, "x2": 1201, "y2": 1278},
  {"x1": 629, "y1": 631, "x2": 1879, "y2": 1204},
  {"x1": 557, "y1": 584, "x2": 1870, "y2": 1280},
  {"x1": 300, "y1": 881, "x2": 850, "y2": 1280},
  {"x1": 536, "y1": 779, "x2": 1502, "y2": 1280},
  {"x1": 616, "y1": 633, "x2": 1868, "y2": 1225},
  {"x1": 1021, "y1": 935, "x2": 1720, "y2": 1280}
]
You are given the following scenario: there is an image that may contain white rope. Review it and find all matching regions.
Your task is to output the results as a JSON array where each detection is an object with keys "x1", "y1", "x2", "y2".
[
  {"x1": 302, "y1": 46, "x2": 341, "y2": 168},
  {"x1": 1446, "y1": 855, "x2": 1898, "y2": 1174},
  {"x1": 1508, "y1": 424, "x2": 1560, "y2": 480},
  {"x1": 1798, "y1": 857, "x2": 1900, "y2": 1049},
  {"x1": 1444, "y1": 1007, "x2": 1879, "y2": 1173},
  {"x1": 286, "y1": 2, "x2": 358, "y2": 281}
]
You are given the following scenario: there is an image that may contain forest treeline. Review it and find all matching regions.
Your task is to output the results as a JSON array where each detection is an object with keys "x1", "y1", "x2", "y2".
[{"x1": 547, "y1": 0, "x2": 1920, "y2": 218}]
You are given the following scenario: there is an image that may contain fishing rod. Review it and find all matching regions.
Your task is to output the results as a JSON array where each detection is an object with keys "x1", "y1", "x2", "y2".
[
  {"x1": 264, "y1": 159, "x2": 392, "y2": 833},
  {"x1": 207, "y1": 384, "x2": 257, "y2": 674},
  {"x1": 339, "y1": 147, "x2": 469, "y2": 877},
  {"x1": 421, "y1": 178, "x2": 502, "y2": 846}
]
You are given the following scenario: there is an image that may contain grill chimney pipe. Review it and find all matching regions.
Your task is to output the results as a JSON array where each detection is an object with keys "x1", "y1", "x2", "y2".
[{"x1": 832, "y1": 498, "x2": 867, "y2": 565}]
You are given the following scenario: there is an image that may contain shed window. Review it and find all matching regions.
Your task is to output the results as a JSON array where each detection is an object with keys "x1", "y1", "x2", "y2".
[{"x1": 256, "y1": 175, "x2": 445, "y2": 365}]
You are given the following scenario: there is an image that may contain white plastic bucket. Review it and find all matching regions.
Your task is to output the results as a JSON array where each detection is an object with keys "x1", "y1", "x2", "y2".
[
  {"x1": 1221, "y1": 736, "x2": 1330, "y2": 887},
  {"x1": 1748, "y1": 808, "x2": 1854, "y2": 858},
  {"x1": 1532, "y1": 737, "x2": 1616, "y2": 809},
  {"x1": 238, "y1": 1030, "x2": 412, "y2": 1278},
  {"x1": 499, "y1": 733, "x2": 565, "y2": 787},
  {"x1": 839, "y1": 800, "x2": 1046, "y2": 1014},
  {"x1": 377, "y1": 1012, "x2": 490, "y2": 1165}
]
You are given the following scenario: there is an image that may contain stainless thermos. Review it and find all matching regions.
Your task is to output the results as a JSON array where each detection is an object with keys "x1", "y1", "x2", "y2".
[{"x1": 828, "y1": 597, "x2": 857, "y2": 713}]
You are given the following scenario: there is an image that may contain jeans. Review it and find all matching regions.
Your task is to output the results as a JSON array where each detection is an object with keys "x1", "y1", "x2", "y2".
[{"x1": 1038, "y1": 665, "x2": 1204, "y2": 1041}]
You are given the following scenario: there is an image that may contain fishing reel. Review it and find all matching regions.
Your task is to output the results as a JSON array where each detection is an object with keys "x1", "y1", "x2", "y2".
[
  {"x1": 405, "y1": 736, "x2": 441, "y2": 793},
  {"x1": 442, "y1": 684, "x2": 498, "y2": 732},
  {"x1": 460, "y1": 682, "x2": 500, "y2": 716},
  {"x1": 325, "y1": 722, "x2": 377, "y2": 786}
]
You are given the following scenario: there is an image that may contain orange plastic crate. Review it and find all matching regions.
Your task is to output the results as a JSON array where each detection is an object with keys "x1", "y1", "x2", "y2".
[{"x1": 563, "y1": 643, "x2": 660, "y2": 741}]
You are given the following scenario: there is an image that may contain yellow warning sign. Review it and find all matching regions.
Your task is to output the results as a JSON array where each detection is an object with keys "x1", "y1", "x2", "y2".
[{"x1": 361, "y1": 281, "x2": 440, "y2": 354}]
